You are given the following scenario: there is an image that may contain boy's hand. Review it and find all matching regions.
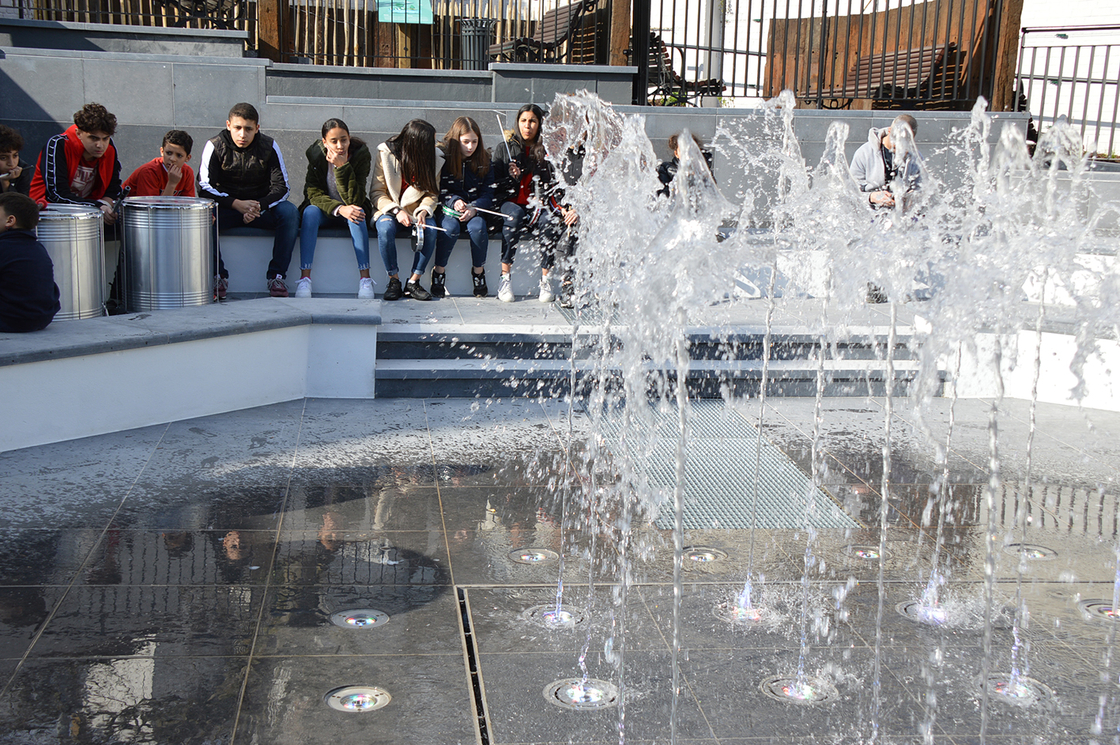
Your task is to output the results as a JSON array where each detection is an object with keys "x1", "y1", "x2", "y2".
[
  {"x1": 338, "y1": 205, "x2": 365, "y2": 223},
  {"x1": 234, "y1": 199, "x2": 260, "y2": 223},
  {"x1": 560, "y1": 206, "x2": 578, "y2": 226},
  {"x1": 100, "y1": 203, "x2": 117, "y2": 225},
  {"x1": 326, "y1": 148, "x2": 349, "y2": 168},
  {"x1": 0, "y1": 164, "x2": 21, "y2": 183},
  {"x1": 166, "y1": 163, "x2": 183, "y2": 188}
]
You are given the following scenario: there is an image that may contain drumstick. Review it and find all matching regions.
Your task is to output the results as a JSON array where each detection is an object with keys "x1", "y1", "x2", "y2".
[
  {"x1": 495, "y1": 114, "x2": 513, "y2": 163},
  {"x1": 445, "y1": 205, "x2": 513, "y2": 221}
]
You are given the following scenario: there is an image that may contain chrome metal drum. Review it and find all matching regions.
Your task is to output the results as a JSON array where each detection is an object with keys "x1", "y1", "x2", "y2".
[
  {"x1": 122, "y1": 197, "x2": 214, "y2": 311},
  {"x1": 36, "y1": 204, "x2": 105, "y2": 320}
]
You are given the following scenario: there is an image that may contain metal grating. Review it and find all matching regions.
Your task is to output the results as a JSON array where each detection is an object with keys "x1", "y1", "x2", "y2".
[{"x1": 598, "y1": 401, "x2": 856, "y2": 530}]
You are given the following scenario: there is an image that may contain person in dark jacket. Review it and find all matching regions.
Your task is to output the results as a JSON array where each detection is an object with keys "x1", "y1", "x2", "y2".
[
  {"x1": 0, "y1": 126, "x2": 33, "y2": 197},
  {"x1": 0, "y1": 192, "x2": 60, "y2": 333},
  {"x1": 295, "y1": 118, "x2": 373, "y2": 299},
  {"x1": 657, "y1": 132, "x2": 714, "y2": 197},
  {"x1": 28, "y1": 103, "x2": 123, "y2": 224},
  {"x1": 197, "y1": 102, "x2": 298, "y2": 298},
  {"x1": 492, "y1": 104, "x2": 577, "y2": 303},
  {"x1": 433, "y1": 116, "x2": 497, "y2": 298}
]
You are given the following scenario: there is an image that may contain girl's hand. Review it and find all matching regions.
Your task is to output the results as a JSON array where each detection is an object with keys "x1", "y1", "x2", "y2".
[
  {"x1": 453, "y1": 199, "x2": 467, "y2": 212},
  {"x1": 508, "y1": 162, "x2": 521, "y2": 179},
  {"x1": 415, "y1": 211, "x2": 427, "y2": 228},
  {"x1": 326, "y1": 148, "x2": 349, "y2": 168},
  {"x1": 460, "y1": 207, "x2": 476, "y2": 222},
  {"x1": 561, "y1": 206, "x2": 578, "y2": 226},
  {"x1": 338, "y1": 205, "x2": 365, "y2": 223},
  {"x1": 396, "y1": 210, "x2": 412, "y2": 227}
]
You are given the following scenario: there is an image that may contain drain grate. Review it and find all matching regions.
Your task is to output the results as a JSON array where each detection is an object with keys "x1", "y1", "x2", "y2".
[{"x1": 599, "y1": 402, "x2": 856, "y2": 531}]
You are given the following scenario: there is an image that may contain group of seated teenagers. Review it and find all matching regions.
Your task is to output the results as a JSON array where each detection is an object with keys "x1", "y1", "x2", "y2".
[
  {"x1": 0, "y1": 101, "x2": 597, "y2": 310},
  {"x1": 0, "y1": 98, "x2": 792, "y2": 332}
]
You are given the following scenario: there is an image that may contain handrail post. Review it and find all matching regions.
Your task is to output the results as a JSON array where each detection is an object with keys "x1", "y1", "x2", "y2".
[{"x1": 631, "y1": 0, "x2": 651, "y2": 104}]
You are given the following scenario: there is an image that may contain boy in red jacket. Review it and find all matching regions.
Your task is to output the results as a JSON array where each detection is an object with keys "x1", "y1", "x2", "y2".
[
  {"x1": 123, "y1": 130, "x2": 196, "y2": 198},
  {"x1": 30, "y1": 103, "x2": 123, "y2": 225}
]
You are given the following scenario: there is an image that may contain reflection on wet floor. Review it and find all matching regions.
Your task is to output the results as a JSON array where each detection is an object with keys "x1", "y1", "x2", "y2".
[{"x1": 0, "y1": 397, "x2": 1118, "y2": 743}]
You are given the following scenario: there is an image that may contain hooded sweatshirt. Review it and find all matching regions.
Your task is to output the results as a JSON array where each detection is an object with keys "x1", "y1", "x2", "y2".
[{"x1": 849, "y1": 126, "x2": 922, "y2": 194}]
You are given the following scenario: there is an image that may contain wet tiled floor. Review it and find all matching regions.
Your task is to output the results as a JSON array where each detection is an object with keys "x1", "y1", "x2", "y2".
[{"x1": 1, "y1": 396, "x2": 1119, "y2": 744}]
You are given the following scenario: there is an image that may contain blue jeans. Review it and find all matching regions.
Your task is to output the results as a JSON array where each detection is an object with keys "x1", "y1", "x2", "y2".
[
  {"x1": 375, "y1": 213, "x2": 435, "y2": 277},
  {"x1": 215, "y1": 200, "x2": 299, "y2": 279},
  {"x1": 435, "y1": 211, "x2": 489, "y2": 268},
  {"x1": 300, "y1": 205, "x2": 370, "y2": 272}
]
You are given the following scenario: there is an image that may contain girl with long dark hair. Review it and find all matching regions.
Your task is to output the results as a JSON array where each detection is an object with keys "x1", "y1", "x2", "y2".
[
  {"x1": 432, "y1": 116, "x2": 495, "y2": 298},
  {"x1": 372, "y1": 119, "x2": 441, "y2": 301},
  {"x1": 492, "y1": 103, "x2": 578, "y2": 303},
  {"x1": 296, "y1": 118, "x2": 372, "y2": 298}
]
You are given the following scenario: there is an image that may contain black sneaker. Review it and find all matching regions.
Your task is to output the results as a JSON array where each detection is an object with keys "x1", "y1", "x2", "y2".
[
  {"x1": 430, "y1": 271, "x2": 447, "y2": 298},
  {"x1": 472, "y1": 269, "x2": 488, "y2": 297},
  {"x1": 559, "y1": 281, "x2": 574, "y2": 308},
  {"x1": 404, "y1": 279, "x2": 432, "y2": 301},
  {"x1": 866, "y1": 283, "x2": 887, "y2": 304},
  {"x1": 383, "y1": 276, "x2": 404, "y2": 301}
]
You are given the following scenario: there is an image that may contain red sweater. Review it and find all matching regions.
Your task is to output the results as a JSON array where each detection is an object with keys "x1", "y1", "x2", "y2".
[
  {"x1": 123, "y1": 157, "x2": 196, "y2": 198},
  {"x1": 29, "y1": 125, "x2": 122, "y2": 209}
]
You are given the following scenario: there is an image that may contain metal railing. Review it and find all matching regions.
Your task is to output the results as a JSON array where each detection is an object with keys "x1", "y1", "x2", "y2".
[
  {"x1": 1015, "y1": 25, "x2": 1120, "y2": 158},
  {"x1": 1, "y1": 0, "x2": 252, "y2": 31}
]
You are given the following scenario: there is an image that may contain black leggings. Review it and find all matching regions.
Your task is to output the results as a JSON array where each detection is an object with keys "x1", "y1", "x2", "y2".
[{"x1": 500, "y1": 201, "x2": 576, "y2": 269}]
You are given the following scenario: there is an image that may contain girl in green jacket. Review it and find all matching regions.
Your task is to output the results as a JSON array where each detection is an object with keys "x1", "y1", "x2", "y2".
[{"x1": 296, "y1": 118, "x2": 373, "y2": 299}]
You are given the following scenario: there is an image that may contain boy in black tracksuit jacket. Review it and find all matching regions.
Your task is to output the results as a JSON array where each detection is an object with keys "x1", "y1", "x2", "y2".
[{"x1": 197, "y1": 103, "x2": 298, "y2": 297}]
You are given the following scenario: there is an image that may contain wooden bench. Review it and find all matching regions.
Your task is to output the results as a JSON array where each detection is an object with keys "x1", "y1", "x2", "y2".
[
  {"x1": 489, "y1": 0, "x2": 598, "y2": 63},
  {"x1": 806, "y1": 43, "x2": 952, "y2": 105},
  {"x1": 635, "y1": 32, "x2": 725, "y2": 105}
]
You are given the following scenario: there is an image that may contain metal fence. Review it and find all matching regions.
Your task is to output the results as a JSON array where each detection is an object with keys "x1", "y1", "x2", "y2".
[
  {"x1": 3, "y1": 0, "x2": 1032, "y2": 112},
  {"x1": 1015, "y1": 25, "x2": 1120, "y2": 158}
]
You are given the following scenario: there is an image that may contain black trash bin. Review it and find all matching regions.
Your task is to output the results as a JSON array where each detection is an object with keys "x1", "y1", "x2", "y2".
[{"x1": 460, "y1": 18, "x2": 495, "y2": 71}]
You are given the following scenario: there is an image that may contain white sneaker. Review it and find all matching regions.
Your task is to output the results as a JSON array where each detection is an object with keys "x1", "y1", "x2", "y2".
[
  {"x1": 498, "y1": 273, "x2": 514, "y2": 303},
  {"x1": 295, "y1": 276, "x2": 312, "y2": 298},
  {"x1": 538, "y1": 276, "x2": 554, "y2": 303},
  {"x1": 357, "y1": 277, "x2": 375, "y2": 299}
]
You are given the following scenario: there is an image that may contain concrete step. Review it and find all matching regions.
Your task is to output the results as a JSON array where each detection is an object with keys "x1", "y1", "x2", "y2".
[{"x1": 374, "y1": 326, "x2": 926, "y2": 398}]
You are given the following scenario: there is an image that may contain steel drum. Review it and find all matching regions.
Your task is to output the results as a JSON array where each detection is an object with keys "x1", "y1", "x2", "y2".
[
  {"x1": 36, "y1": 204, "x2": 105, "y2": 320},
  {"x1": 121, "y1": 197, "x2": 215, "y2": 311}
]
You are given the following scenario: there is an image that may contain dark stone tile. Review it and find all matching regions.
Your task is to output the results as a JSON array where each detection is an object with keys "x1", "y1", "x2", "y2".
[
  {"x1": 629, "y1": 528, "x2": 801, "y2": 583},
  {"x1": 233, "y1": 653, "x2": 475, "y2": 744},
  {"x1": 27, "y1": 585, "x2": 264, "y2": 658},
  {"x1": 683, "y1": 646, "x2": 932, "y2": 741},
  {"x1": 880, "y1": 643, "x2": 1106, "y2": 740},
  {"x1": 938, "y1": 524, "x2": 1120, "y2": 583},
  {"x1": 638, "y1": 581, "x2": 863, "y2": 650},
  {"x1": 445, "y1": 527, "x2": 600, "y2": 587},
  {"x1": 280, "y1": 484, "x2": 446, "y2": 532},
  {"x1": 768, "y1": 526, "x2": 941, "y2": 583},
  {"x1": 467, "y1": 586, "x2": 667, "y2": 654},
  {"x1": 0, "y1": 530, "x2": 94, "y2": 587},
  {"x1": 479, "y1": 650, "x2": 714, "y2": 744},
  {"x1": 0, "y1": 586, "x2": 65, "y2": 659},
  {"x1": 270, "y1": 530, "x2": 450, "y2": 587},
  {"x1": 75, "y1": 529, "x2": 278, "y2": 586},
  {"x1": 0, "y1": 655, "x2": 245, "y2": 744},
  {"x1": 111, "y1": 484, "x2": 290, "y2": 531},
  {"x1": 255, "y1": 583, "x2": 460, "y2": 656},
  {"x1": 0, "y1": 426, "x2": 163, "y2": 530},
  {"x1": 435, "y1": 484, "x2": 575, "y2": 533}
]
